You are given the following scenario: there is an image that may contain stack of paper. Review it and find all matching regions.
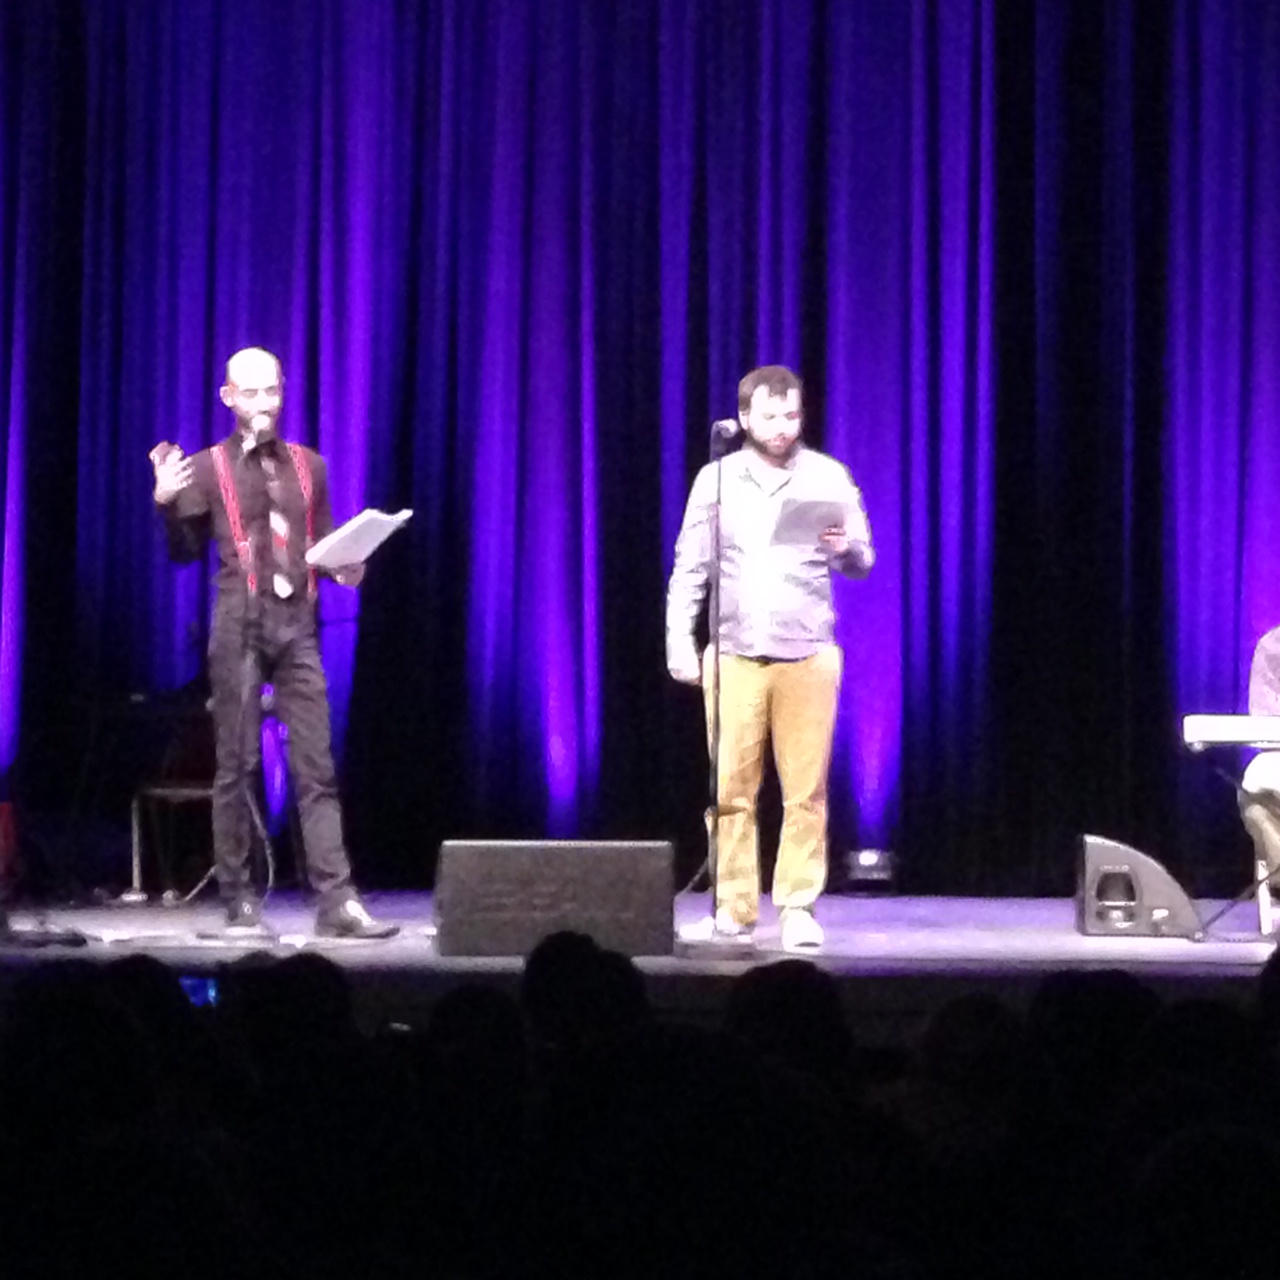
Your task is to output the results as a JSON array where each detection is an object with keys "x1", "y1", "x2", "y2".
[{"x1": 306, "y1": 509, "x2": 413, "y2": 568}]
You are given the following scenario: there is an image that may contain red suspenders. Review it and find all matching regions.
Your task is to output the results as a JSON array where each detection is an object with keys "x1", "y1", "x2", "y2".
[
  {"x1": 286, "y1": 442, "x2": 318, "y2": 601},
  {"x1": 210, "y1": 444, "x2": 255, "y2": 594},
  {"x1": 211, "y1": 442, "x2": 318, "y2": 601}
]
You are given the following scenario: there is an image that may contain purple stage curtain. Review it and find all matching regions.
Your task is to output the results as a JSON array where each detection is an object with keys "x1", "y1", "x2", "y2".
[
  {"x1": 1165, "y1": 0, "x2": 1280, "y2": 840},
  {"x1": 1, "y1": 0, "x2": 1276, "y2": 893}
]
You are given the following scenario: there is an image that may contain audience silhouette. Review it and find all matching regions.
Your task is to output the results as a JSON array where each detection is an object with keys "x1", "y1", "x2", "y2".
[{"x1": 0, "y1": 938, "x2": 1269, "y2": 1278}]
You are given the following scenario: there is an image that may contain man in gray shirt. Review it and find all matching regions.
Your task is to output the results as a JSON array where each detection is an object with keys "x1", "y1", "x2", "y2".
[{"x1": 666, "y1": 365, "x2": 874, "y2": 950}]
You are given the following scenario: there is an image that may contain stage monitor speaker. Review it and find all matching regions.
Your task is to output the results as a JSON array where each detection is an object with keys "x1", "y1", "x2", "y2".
[
  {"x1": 1076, "y1": 834, "x2": 1204, "y2": 940},
  {"x1": 435, "y1": 839, "x2": 675, "y2": 957}
]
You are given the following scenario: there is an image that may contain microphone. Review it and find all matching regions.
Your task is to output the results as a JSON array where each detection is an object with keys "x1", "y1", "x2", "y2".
[
  {"x1": 710, "y1": 417, "x2": 740, "y2": 460},
  {"x1": 244, "y1": 412, "x2": 274, "y2": 454}
]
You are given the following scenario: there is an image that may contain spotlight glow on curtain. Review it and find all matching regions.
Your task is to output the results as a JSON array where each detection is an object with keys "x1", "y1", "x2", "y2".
[
  {"x1": 1, "y1": 0, "x2": 1003, "y2": 859},
  {"x1": 0, "y1": 377, "x2": 21, "y2": 777},
  {"x1": 1166, "y1": 0, "x2": 1280, "y2": 718},
  {"x1": 0, "y1": 2, "x2": 37, "y2": 778},
  {"x1": 6, "y1": 0, "x2": 1189, "y2": 892},
  {"x1": 72, "y1": 0, "x2": 402, "y2": 744},
  {"x1": 0, "y1": 73, "x2": 14, "y2": 777},
  {"x1": 460, "y1": 0, "x2": 603, "y2": 834},
  {"x1": 825, "y1": 0, "x2": 995, "y2": 846},
  {"x1": 0, "y1": 259, "x2": 21, "y2": 778}
]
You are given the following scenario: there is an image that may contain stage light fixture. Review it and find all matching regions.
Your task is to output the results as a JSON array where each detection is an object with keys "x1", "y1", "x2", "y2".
[{"x1": 845, "y1": 847, "x2": 895, "y2": 889}]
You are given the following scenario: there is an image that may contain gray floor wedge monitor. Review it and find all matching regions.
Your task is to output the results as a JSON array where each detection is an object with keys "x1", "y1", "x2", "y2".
[
  {"x1": 435, "y1": 840, "x2": 675, "y2": 957},
  {"x1": 1076, "y1": 834, "x2": 1204, "y2": 940}
]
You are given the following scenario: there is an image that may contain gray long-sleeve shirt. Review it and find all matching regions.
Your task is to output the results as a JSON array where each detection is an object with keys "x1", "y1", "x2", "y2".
[{"x1": 665, "y1": 445, "x2": 873, "y2": 673}]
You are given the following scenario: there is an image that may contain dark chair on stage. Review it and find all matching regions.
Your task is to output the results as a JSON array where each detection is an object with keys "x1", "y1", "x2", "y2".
[{"x1": 124, "y1": 683, "x2": 216, "y2": 904}]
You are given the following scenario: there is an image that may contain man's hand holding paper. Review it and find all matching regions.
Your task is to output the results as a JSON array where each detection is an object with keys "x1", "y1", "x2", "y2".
[
  {"x1": 774, "y1": 495, "x2": 869, "y2": 548},
  {"x1": 331, "y1": 564, "x2": 366, "y2": 588},
  {"x1": 771, "y1": 483, "x2": 874, "y2": 581},
  {"x1": 819, "y1": 523, "x2": 852, "y2": 556},
  {"x1": 306, "y1": 508, "x2": 412, "y2": 571},
  {"x1": 820, "y1": 489, "x2": 873, "y2": 558},
  {"x1": 772, "y1": 497, "x2": 848, "y2": 548}
]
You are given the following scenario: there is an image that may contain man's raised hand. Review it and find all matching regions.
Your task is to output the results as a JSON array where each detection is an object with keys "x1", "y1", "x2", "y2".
[{"x1": 150, "y1": 442, "x2": 193, "y2": 504}]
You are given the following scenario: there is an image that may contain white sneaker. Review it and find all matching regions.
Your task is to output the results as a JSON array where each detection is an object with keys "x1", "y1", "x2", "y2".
[
  {"x1": 780, "y1": 908, "x2": 824, "y2": 951},
  {"x1": 679, "y1": 907, "x2": 753, "y2": 943}
]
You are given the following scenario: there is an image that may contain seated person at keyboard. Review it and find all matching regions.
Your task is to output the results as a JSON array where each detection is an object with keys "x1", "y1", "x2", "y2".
[{"x1": 1241, "y1": 627, "x2": 1280, "y2": 888}]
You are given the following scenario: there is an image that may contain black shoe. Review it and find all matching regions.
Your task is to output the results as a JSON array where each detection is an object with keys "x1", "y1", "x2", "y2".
[
  {"x1": 315, "y1": 899, "x2": 399, "y2": 940},
  {"x1": 224, "y1": 897, "x2": 264, "y2": 931}
]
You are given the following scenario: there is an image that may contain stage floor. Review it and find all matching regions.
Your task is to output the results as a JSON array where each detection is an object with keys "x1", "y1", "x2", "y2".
[{"x1": 1, "y1": 892, "x2": 1273, "y2": 1043}]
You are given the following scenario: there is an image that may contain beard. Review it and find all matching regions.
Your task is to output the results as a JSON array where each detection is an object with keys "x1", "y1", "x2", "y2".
[{"x1": 744, "y1": 429, "x2": 801, "y2": 464}]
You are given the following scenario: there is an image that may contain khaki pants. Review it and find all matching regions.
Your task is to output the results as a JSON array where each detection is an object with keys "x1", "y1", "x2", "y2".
[{"x1": 702, "y1": 646, "x2": 842, "y2": 925}]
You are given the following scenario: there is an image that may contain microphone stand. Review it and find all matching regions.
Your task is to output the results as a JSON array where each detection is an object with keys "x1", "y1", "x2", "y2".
[
  {"x1": 145, "y1": 439, "x2": 275, "y2": 942},
  {"x1": 215, "y1": 438, "x2": 277, "y2": 936},
  {"x1": 704, "y1": 422, "x2": 738, "y2": 919},
  {"x1": 235, "y1": 592, "x2": 276, "y2": 904}
]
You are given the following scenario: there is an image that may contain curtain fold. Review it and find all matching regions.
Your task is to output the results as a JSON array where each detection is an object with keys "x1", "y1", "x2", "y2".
[{"x1": 0, "y1": 0, "x2": 1274, "y2": 892}]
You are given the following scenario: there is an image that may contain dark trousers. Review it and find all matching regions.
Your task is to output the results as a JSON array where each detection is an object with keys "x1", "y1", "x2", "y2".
[{"x1": 208, "y1": 596, "x2": 353, "y2": 908}]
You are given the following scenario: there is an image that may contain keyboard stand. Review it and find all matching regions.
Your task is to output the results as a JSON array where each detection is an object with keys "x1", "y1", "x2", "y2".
[
  {"x1": 1257, "y1": 860, "x2": 1274, "y2": 936},
  {"x1": 1182, "y1": 716, "x2": 1280, "y2": 939}
]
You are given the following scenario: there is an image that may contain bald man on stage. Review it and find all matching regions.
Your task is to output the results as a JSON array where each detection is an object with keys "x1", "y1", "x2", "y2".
[{"x1": 150, "y1": 347, "x2": 397, "y2": 939}]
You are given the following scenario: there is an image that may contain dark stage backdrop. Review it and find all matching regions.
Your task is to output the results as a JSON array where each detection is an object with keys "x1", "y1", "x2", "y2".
[{"x1": 1, "y1": 0, "x2": 1277, "y2": 897}]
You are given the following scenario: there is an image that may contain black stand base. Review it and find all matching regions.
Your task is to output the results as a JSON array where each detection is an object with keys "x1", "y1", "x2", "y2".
[
  {"x1": 0, "y1": 907, "x2": 90, "y2": 949},
  {"x1": 195, "y1": 921, "x2": 278, "y2": 943},
  {"x1": 675, "y1": 934, "x2": 757, "y2": 960}
]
